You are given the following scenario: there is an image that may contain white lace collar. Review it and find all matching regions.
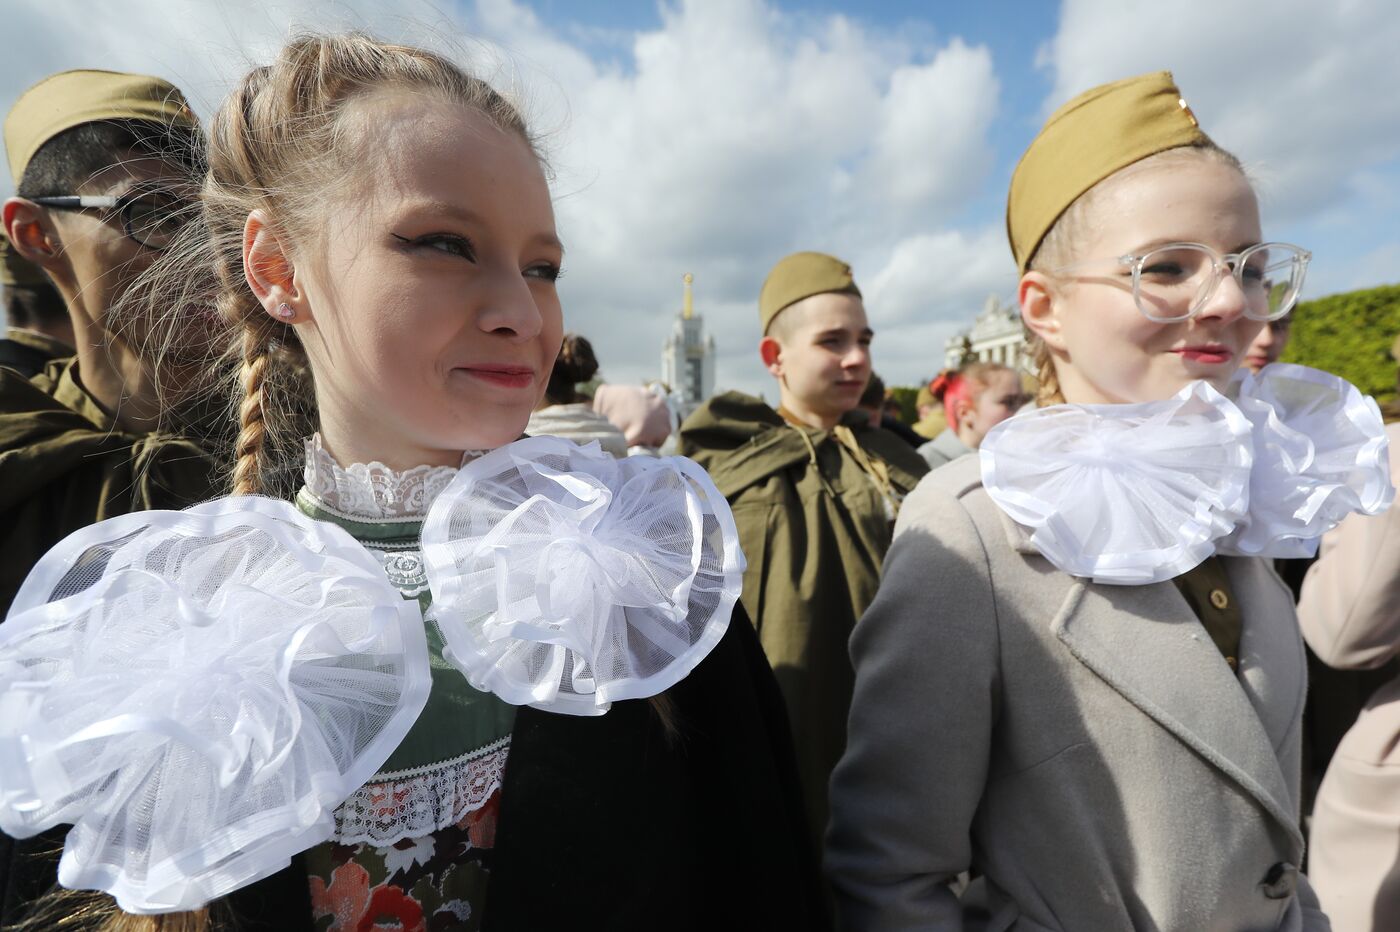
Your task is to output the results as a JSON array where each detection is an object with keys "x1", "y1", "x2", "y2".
[
  {"x1": 302, "y1": 434, "x2": 472, "y2": 521},
  {"x1": 979, "y1": 364, "x2": 1394, "y2": 585}
]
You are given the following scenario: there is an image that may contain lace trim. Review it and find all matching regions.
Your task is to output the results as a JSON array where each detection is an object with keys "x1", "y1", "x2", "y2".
[
  {"x1": 331, "y1": 738, "x2": 511, "y2": 846},
  {"x1": 303, "y1": 434, "x2": 482, "y2": 520},
  {"x1": 368, "y1": 547, "x2": 430, "y2": 597}
]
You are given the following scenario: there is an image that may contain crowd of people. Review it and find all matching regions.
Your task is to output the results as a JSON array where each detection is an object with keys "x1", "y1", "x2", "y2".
[{"x1": 0, "y1": 33, "x2": 1396, "y2": 932}]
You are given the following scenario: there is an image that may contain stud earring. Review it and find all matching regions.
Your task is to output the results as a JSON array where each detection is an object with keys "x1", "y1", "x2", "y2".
[{"x1": 274, "y1": 302, "x2": 295, "y2": 320}]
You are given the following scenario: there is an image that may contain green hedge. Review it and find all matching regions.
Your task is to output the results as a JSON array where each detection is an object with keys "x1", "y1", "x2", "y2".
[
  {"x1": 1283, "y1": 283, "x2": 1400, "y2": 401},
  {"x1": 887, "y1": 385, "x2": 921, "y2": 423}
]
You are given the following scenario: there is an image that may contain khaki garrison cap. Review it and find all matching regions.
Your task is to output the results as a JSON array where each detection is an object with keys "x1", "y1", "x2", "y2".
[
  {"x1": 759, "y1": 251, "x2": 862, "y2": 334},
  {"x1": 1, "y1": 236, "x2": 48, "y2": 288},
  {"x1": 5, "y1": 69, "x2": 198, "y2": 186},
  {"x1": 1007, "y1": 70, "x2": 1213, "y2": 272}
]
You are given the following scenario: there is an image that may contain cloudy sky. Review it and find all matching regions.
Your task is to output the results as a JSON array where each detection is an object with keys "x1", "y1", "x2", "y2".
[{"x1": 3, "y1": 0, "x2": 1398, "y2": 396}]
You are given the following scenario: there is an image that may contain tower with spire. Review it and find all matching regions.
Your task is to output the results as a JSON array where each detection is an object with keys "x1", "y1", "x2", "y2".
[{"x1": 661, "y1": 272, "x2": 716, "y2": 418}]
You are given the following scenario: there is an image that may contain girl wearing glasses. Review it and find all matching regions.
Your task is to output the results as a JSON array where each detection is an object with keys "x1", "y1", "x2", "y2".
[{"x1": 828, "y1": 71, "x2": 1389, "y2": 931}]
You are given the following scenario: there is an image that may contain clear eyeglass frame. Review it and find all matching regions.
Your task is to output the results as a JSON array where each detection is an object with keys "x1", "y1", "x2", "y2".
[
  {"x1": 28, "y1": 187, "x2": 191, "y2": 251},
  {"x1": 1049, "y1": 241, "x2": 1312, "y2": 324}
]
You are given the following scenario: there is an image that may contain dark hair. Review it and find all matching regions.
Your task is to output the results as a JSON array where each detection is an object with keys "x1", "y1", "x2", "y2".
[
  {"x1": 18, "y1": 118, "x2": 205, "y2": 199},
  {"x1": 4, "y1": 279, "x2": 66, "y2": 329},
  {"x1": 546, "y1": 333, "x2": 600, "y2": 404},
  {"x1": 859, "y1": 372, "x2": 885, "y2": 409}
]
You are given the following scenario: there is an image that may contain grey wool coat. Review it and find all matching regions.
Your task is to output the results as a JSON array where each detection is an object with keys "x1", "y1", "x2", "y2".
[{"x1": 827, "y1": 457, "x2": 1330, "y2": 932}]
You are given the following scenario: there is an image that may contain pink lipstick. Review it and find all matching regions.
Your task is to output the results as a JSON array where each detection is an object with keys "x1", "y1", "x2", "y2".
[{"x1": 459, "y1": 365, "x2": 535, "y2": 389}]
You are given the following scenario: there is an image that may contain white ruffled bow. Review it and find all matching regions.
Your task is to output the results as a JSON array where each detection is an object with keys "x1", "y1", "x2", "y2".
[
  {"x1": 980, "y1": 364, "x2": 1394, "y2": 585},
  {"x1": 0, "y1": 437, "x2": 742, "y2": 913}
]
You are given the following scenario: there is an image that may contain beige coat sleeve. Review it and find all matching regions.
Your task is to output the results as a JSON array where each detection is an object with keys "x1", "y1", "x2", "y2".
[
  {"x1": 1297, "y1": 424, "x2": 1400, "y2": 670},
  {"x1": 826, "y1": 479, "x2": 999, "y2": 931}
]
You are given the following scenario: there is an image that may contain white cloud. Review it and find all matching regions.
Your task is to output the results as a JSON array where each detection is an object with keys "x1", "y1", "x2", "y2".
[
  {"x1": 1, "y1": 0, "x2": 1006, "y2": 396},
  {"x1": 475, "y1": 0, "x2": 1002, "y2": 395},
  {"x1": 1039, "y1": 0, "x2": 1400, "y2": 227}
]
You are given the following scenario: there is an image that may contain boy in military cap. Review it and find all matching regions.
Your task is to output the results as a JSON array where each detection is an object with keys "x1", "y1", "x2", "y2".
[
  {"x1": 0, "y1": 69, "x2": 220, "y2": 613},
  {"x1": 0, "y1": 236, "x2": 71, "y2": 376},
  {"x1": 678, "y1": 251, "x2": 927, "y2": 846},
  {"x1": 0, "y1": 68, "x2": 221, "y2": 927}
]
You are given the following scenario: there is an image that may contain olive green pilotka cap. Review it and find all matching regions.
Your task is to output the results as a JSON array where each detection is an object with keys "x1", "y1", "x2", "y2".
[
  {"x1": 1007, "y1": 70, "x2": 1214, "y2": 272},
  {"x1": 4, "y1": 69, "x2": 198, "y2": 186},
  {"x1": 759, "y1": 251, "x2": 862, "y2": 334},
  {"x1": 0, "y1": 236, "x2": 47, "y2": 287}
]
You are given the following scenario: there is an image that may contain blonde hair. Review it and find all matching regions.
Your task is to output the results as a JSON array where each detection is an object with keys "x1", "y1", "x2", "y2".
[
  {"x1": 19, "y1": 32, "x2": 541, "y2": 932},
  {"x1": 1022, "y1": 143, "x2": 1247, "y2": 407},
  {"x1": 24, "y1": 38, "x2": 682, "y2": 928},
  {"x1": 130, "y1": 32, "x2": 535, "y2": 500}
]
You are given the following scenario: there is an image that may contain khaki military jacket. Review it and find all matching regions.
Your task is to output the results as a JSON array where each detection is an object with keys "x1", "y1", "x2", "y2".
[
  {"x1": 678, "y1": 391, "x2": 927, "y2": 842},
  {"x1": 0, "y1": 329, "x2": 72, "y2": 379},
  {"x1": 0, "y1": 359, "x2": 221, "y2": 615}
]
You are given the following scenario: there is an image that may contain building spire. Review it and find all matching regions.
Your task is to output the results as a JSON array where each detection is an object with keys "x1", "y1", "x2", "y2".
[{"x1": 682, "y1": 272, "x2": 694, "y2": 320}]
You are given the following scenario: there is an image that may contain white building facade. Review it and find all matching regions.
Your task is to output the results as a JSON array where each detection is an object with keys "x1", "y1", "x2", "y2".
[{"x1": 945, "y1": 295, "x2": 1027, "y2": 370}]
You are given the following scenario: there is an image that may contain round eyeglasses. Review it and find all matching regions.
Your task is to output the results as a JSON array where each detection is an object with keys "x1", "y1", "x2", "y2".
[
  {"x1": 1050, "y1": 241, "x2": 1311, "y2": 323},
  {"x1": 29, "y1": 188, "x2": 193, "y2": 251}
]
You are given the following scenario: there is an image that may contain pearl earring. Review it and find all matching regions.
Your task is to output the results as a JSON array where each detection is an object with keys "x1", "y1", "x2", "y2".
[{"x1": 274, "y1": 303, "x2": 295, "y2": 320}]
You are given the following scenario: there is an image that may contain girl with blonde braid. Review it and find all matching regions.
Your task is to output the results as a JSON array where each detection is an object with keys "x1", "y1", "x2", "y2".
[{"x1": 0, "y1": 34, "x2": 823, "y2": 932}]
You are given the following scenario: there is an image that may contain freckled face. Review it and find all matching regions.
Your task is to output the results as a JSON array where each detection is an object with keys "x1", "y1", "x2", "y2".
[
  {"x1": 294, "y1": 94, "x2": 564, "y2": 462},
  {"x1": 1044, "y1": 158, "x2": 1265, "y2": 404}
]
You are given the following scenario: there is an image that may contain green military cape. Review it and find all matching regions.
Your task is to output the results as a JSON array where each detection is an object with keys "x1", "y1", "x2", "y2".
[
  {"x1": 678, "y1": 390, "x2": 927, "y2": 843},
  {"x1": 0, "y1": 358, "x2": 221, "y2": 616},
  {"x1": 0, "y1": 358, "x2": 224, "y2": 923},
  {"x1": 0, "y1": 329, "x2": 73, "y2": 379}
]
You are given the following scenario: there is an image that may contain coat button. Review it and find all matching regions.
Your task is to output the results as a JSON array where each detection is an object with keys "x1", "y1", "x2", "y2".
[
  {"x1": 1261, "y1": 862, "x2": 1298, "y2": 899},
  {"x1": 1209, "y1": 588, "x2": 1230, "y2": 610}
]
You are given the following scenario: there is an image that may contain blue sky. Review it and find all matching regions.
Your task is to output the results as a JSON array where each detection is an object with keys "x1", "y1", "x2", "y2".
[{"x1": 2, "y1": 0, "x2": 1397, "y2": 395}]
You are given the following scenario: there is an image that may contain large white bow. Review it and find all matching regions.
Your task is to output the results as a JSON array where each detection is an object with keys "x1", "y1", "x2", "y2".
[
  {"x1": 979, "y1": 364, "x2": 1393, "y2": 585},
  {"x1": 0, "y1": 437, "x2": 742, "y2": 913}
]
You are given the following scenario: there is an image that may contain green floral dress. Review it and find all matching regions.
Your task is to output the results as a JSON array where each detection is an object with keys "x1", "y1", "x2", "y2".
[{"x1": 297, "y1": 440, "x2": 515, "y2": 932}]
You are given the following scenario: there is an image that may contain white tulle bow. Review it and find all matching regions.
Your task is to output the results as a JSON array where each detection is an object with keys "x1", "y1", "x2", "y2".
[
  {"x1": 0, "y1": 438, "x2": 744, "y2": 912},
  {"x1": 1219, "y1": 364, "x2": 1394, "y2": 557},
  {"x1": 423, "y1": 436, "x2": 744, "y2": 715},
  {"x1": 980, "y1": 364, "x2": 1393, "y2": 585},
  {"x1": 0, "y1": 497, "x2": 431, "y2": 914}
]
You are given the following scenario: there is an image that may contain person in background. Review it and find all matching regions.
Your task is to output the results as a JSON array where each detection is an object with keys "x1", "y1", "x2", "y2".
[
  {"x1": 0, "y1": 68, "x2": 218, "y2": 615},
  {"x1": 857, "y1": 372, "x2": 922, "y2": 447},
  {"x1": 525, "y1": 332, "x2": 628, "y2": 457},
  {"x1": 592, "y1": 381, "x2": 673, "y2": 455},
  {"x1": 1261, "y1": 306, "x2": 1393, "y2": 828},
  {"x1": 917, "y1": 361, "x2": 1026, "y2": 469},
  {"x1": 1297, "y1": 418, "x2": 1400, "y2": 931},
  {"x1": 856, "y1": 371, "x2": 884, "y2": 428},
  {"x1": 0, "y1": 236, "x2": 71, "y2": 376},
  {"x1": 911, "y1": 381, "x2": 946, "y2": 439},
  {"x1": 0, "y1": 67, "x2": 220, "y2": 928},
  {"x1": 678, "y1": 250, "x2": 927, "y2": 851},
  {"x1": 1244, "y1": 313, "x2": 1292, "y2": 373}
]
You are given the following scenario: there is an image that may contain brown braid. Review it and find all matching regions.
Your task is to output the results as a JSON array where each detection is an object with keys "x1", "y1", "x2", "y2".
[{"x1": 1030, "y1": 338, "x2": 1064, "y2": 407}]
